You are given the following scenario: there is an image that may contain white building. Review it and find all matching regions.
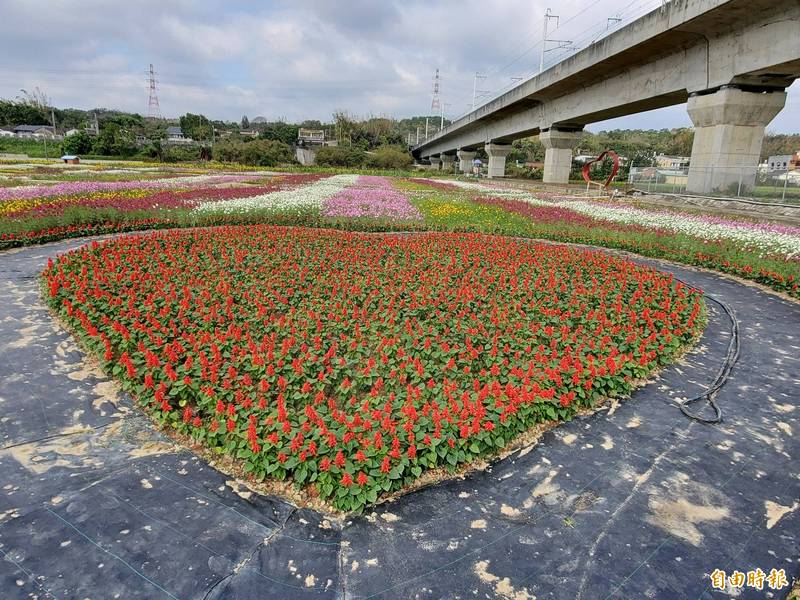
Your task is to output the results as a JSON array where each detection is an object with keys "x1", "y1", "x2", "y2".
[{"x1": 767, "y1": 154, "x2": 797, "y2": 171}]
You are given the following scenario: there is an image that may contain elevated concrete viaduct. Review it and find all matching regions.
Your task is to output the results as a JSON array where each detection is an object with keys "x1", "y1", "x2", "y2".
[{"x1": 411, "y1": 0, "x2": 800, "y2": 194}]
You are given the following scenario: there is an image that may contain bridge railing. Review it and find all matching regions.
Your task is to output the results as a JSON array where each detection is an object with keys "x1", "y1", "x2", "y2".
[{"x1": 627, "y1": 165, "x2": 800, "y2": 204}]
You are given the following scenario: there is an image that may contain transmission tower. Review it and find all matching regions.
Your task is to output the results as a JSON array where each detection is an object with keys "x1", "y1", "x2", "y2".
[
  {"x1": 147, "y1": 64, "x2": 162, "y2": 119},
  {"x1": 431, "y1": 69, "x2": 441, "y2": 113}
]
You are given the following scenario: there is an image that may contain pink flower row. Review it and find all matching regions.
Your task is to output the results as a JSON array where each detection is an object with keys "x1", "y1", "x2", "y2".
[
  {"x1": 0, "y1": 174, "x2": 262, "y2": 202},
  {"x1": 322, "y1": 176, "x2": 421, "y2": 220}
]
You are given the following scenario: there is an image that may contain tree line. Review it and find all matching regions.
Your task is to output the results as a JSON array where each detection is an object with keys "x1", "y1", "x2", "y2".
[{"x1": 2, "y1": 95, "x2": 797, "y2": 169}]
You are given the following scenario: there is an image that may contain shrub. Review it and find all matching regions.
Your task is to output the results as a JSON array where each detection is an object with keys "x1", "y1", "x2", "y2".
[
  {"x1": 315, "y1": 146, "x2": 366, "y2": 167},
  {"x1": 241, "y1": 139, "x2": 295, "y2": 167},
  {"x1": 60, "y1": 131, "x2": 93, "y2": 156},
  {"x1": 505, "y1": 164, "x2": 543, "y2": 179},
  {"x1": 366, "y1": 146, "x2": 413, "y2": 170},
  {"x1": 160, "y1": 145, "x2": 203, "y2": 163},
  {"x1": 212, "y1": 139, "x2": 295, "y2": 167}
]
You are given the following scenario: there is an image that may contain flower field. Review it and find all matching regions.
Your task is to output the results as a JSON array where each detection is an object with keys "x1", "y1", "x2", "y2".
[
  {"x1": 402, "y1": 178, "x2": 800, "y2": 297},
  {"x1": 11, "y1": 163, "x2": 798, "y2": 510},
  {"x1": 0, "y1": 173, "x2": 324, "y2": 219},
  {"x1": 44, "y1": 226, "x2": 704, "y2": 511},
  {"x1": 0, "y1": 164, "x2": 796, "y2": 299}
]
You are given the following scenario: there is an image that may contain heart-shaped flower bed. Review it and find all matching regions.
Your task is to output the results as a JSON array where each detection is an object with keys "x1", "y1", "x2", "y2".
[{"x1": 43, "y1": 226, "x2": 704, "y2": 512}]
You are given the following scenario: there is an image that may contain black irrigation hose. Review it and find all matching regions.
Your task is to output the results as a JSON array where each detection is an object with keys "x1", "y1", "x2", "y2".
[{"x1": 674, "y1": 282, "x2": 740, "y2": 424}]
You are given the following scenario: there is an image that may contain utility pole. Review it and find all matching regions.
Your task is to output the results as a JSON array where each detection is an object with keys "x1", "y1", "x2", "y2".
[
  {"x1": 425, "y1": 117, "x2": 429, "y2": 139},
  {"x1": 472, "y1": 72, "x2": 487, "y2": 110},
  {"x1": 50, "y1": 108, "x2": 56, "y2": 135},
  {"x1": 416, "y1": 126, "x2": 420, "y2": 144}
]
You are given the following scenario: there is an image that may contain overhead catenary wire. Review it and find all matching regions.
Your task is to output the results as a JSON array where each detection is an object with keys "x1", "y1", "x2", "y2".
[{"x1": 460, "y1": 0, "x2": 664, "y2": 116}]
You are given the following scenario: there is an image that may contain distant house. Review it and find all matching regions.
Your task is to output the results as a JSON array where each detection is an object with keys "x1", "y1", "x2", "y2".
[
  {"x1": 298, "y1": 128, "x2": 325, "y2": 145},
  {"x1": 64, "y1": 128, "x2": 81, "y2": 137},
  {"x1": 166, "y1": 126, "x2": 184, "y2": 140},
  {"x1": 240, "y1": 129, "x2": 259, "y2": 138},
  {"x1": 165, "y1": 126, "x2": 193, "y2": 144},
  {"x1": 0, "y1": 127, "x2": 14, "y2": 137},
  {"x1": 14, "y1": 125, "x2": 55, "y2": 139},
  {"x1": 767, "y1": 153, "x2": 799, "y2": 171},
  {"x1": 655, "y1": 154, "x2": 689, "y2": 169},
  {"x1": 60, "y1": 155, "x2": 80, "y2": 164}
]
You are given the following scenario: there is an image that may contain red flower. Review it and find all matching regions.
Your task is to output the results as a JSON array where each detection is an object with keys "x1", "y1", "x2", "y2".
[
  {"x1": 334, "y1": 450, "x2": 346, "y2": 468},
  {"x1": 42, "y1": 225, "x2": 706, "y2": 514}
]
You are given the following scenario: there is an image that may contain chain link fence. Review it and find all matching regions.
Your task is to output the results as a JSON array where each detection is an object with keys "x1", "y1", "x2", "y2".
[{"x1": 628, "y1": 165, "x2": 800, "y2": 203}]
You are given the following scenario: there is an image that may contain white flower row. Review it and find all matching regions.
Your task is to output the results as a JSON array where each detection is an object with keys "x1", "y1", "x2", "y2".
[
  {"x1": 194, "y1": 174, "x2": 360, "y2": 214},
  {"x1": 431, "y1": 179, "x2": 800, "y2": 259},
  {"x1": 562, "y1": 200, "x2": 800, "y2": 259}
]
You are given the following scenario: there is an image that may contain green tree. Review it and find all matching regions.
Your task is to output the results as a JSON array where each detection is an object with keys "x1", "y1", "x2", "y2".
[
  {"x1": 60, "y1": 131, "x2": 93, "y2": 155},
  {"x1": 91, "y1": 123, "x2": 137, "y2": 157},
  {"x1": 92, "y1": 123, "x2": 119, "y2": 155},
  {"x1": 0, "y1": 100, "x2": 48, "y2": 127},
  {"x1": 179, "y1": 113, "x2": 213, "y2": 141},
  {"x1": 260, "y1": 121, "x2": 299, "y2": 145}
]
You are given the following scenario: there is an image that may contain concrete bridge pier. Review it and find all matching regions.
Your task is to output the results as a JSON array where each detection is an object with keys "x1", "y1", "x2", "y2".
[
  {"x1": 457, "y1": 149, "x2": 476, "y2": 173},
  {"x1": 686, "y1": 87, "x2": 786, "y2": 195},
  {"x1": 440, "y1": 154, "x2": 454, "y2": 173},
  {"x1": 429, "y1": 155, "x2": 441, "y2": 171},
  {"x1": 485, "y1": 143, "x2": 512, "y2": 178},
  {"x1": 540, "y1": 129, "x2": 581, "y2": 184}
]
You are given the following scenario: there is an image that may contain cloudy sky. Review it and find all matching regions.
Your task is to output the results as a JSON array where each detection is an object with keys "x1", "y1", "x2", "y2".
[{"x1": 1, "y1": 0, "x2": 797, "y2": 132}]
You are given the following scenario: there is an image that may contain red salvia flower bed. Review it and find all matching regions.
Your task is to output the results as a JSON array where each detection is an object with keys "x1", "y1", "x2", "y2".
[{"x1": 43, "y1": 226, "x2": 704, "y2": 511}]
